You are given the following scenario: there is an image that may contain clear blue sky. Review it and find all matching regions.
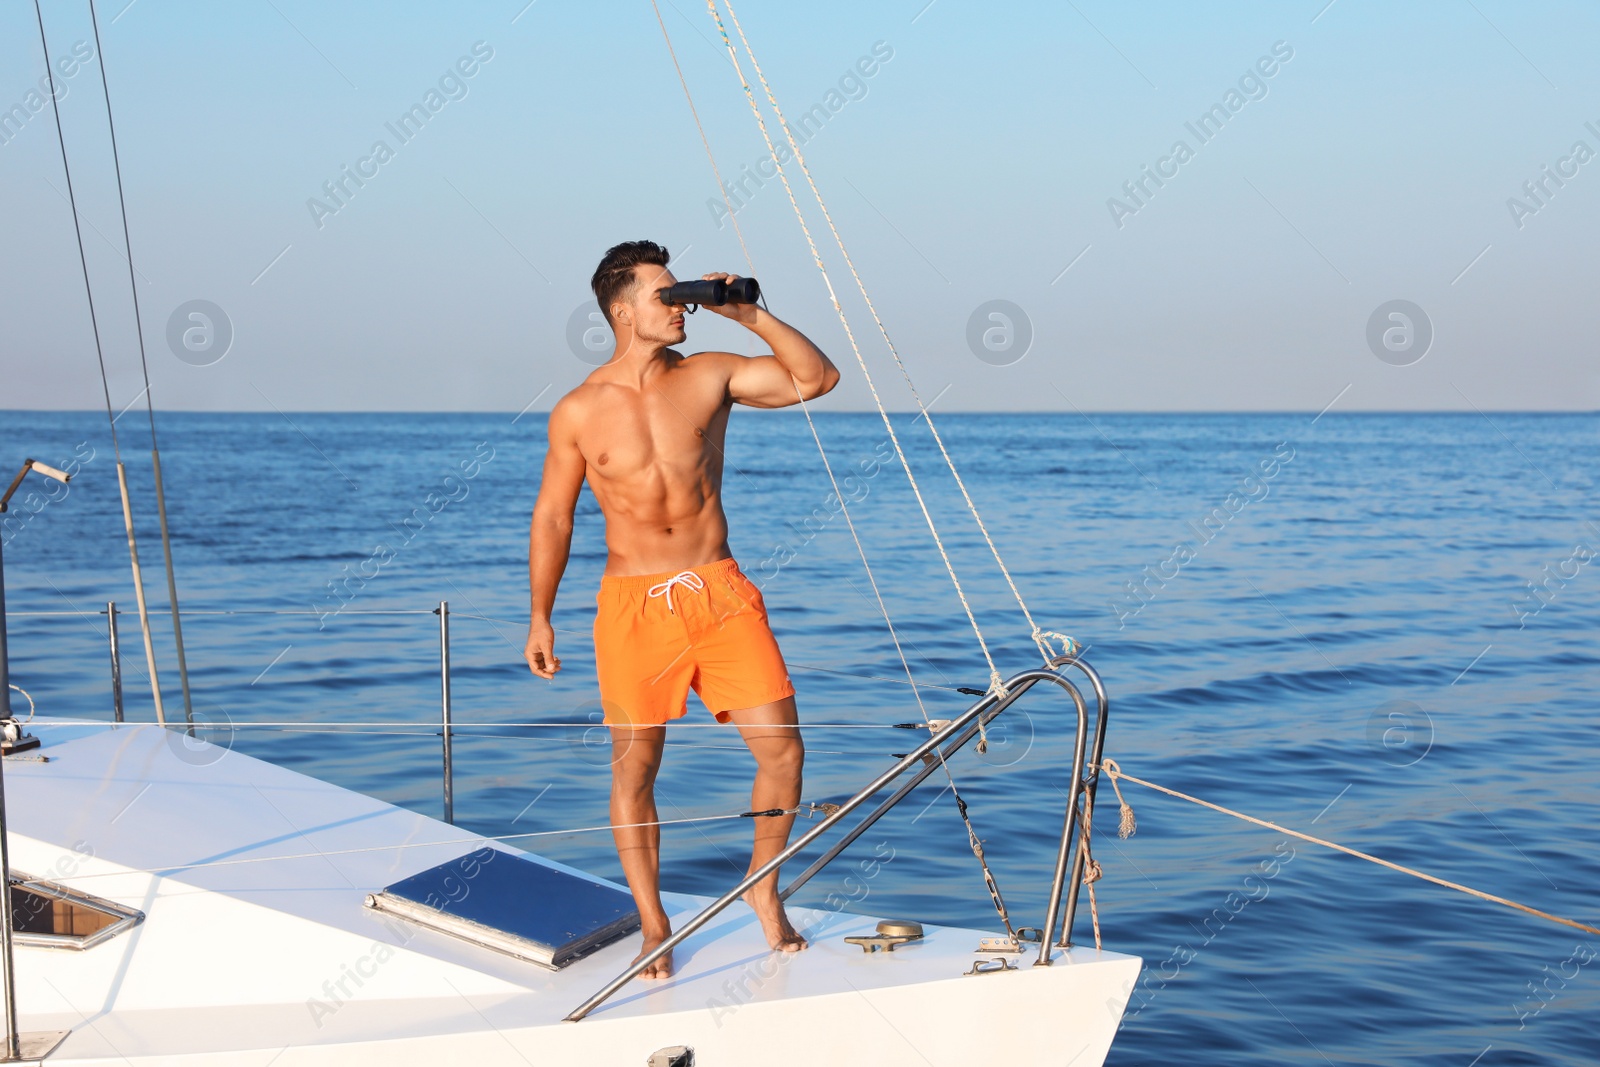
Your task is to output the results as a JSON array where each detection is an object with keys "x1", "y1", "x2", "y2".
[{"x1": 2, "y1": 0, "x2": 1596, "y2": 412}]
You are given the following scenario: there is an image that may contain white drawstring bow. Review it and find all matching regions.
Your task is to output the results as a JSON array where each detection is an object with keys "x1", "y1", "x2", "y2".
[{"x1": 646, "y1": 571, "x2": 705, "y2": 613}]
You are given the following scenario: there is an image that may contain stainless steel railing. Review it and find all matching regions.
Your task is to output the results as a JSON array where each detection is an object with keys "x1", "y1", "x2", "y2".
[
  {"x1": 6, "y1": 603, "x2": 1060, "y2": 832},
  {"x1": 4, "y1": 603, "x2": 1113, "y2": 1024},
  {"x1": 8, "y1": 602, "x2": 468, "y2": 823},
  {"x1": 564, "y1": 654, "x2": 1108, "y2": 1022}
]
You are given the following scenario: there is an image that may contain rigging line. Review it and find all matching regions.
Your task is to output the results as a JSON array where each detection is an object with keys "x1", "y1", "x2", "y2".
[
  {"x1": 649, "y1": 4, "x2": 941, "y2": 751},
  {"x1": 696, "y1": 0, "x2": 960, "y2": 744},
  {"x1": 448, "y1": 612, "x2": 972, "y2": 693},
  {"x1": 1100, "y1": 760, "x2": 1600, "y2": 940},
  {"x1": 31, "y1": 0, "x2": 167, "y2": 725},
  {"x1": 717, "y1": 0, "x2": 1072, "y2": 667},
  {"x1": 704, "y1": 0, "x2": 1008, "y2": 715},
  {"x1": 653, "y1": 7, "x2": 990, "y2": 904},
  {"x1": 156, "y1": 725, "x2": 849, "y2": 754},
  {"x1": 650, "y1": 3, "x2": 1025, "y2": 819},
  {"x1": 656, "y1": 1, "x2": 1011, "y2": 940},
  {"x1": 648, "y1": 0, "x2": 754, "y2": 274},
  {"x1": 31, "y1": 0, "x2": 116, "y2": 462},
  {"x1": 88, "y1": 0, "x2": 195, "y2": 729},
  {"x1": 786, "y1": 661, "x2": 975, "y2": 694},
  {"x1": 647, "y1": 0, "x2": 899, "y2": 698},
  {"x1": 703, "y1": 1, "x2": 1016, "y2": 936}
]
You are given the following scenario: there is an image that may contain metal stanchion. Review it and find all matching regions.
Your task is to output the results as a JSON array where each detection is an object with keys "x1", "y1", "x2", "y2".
[
  {"x1": 0, "y1": 744, "x2": 20, "y2": 1062},
  {"x1": 107, "y1": 602, "x2": 123, "y2": 723},
  {"x1": 0, "y1": 458, "x2": 73, "y2": 1059},
  {"x1": 0, "y1": 531, "x2": 17, "y2": 1061},
  {"x1": 437, "y1": 601, "x2": 454, "y2": 825}
]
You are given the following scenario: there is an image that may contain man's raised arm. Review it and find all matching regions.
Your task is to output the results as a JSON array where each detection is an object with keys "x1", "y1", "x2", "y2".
[
  {"x1": 525, "y1": 399, "x2": 586, "y2": 679},
  {"x1": 704, "y1": 273, "x2": 841, "y2": 408}
]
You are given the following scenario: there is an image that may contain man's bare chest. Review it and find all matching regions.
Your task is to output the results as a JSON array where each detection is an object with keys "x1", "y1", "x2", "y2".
[{"x1": 580, "y1": 390, "x2": 729, "y2": 483}]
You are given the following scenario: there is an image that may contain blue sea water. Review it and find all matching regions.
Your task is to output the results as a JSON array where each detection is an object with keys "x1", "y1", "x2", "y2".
[{"x1": 2, "y1": 409, "x2": 1597, "y2": 1066}]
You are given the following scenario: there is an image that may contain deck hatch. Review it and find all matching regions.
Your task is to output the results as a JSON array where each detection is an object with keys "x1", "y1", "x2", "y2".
[
  {"x1": 365, "y1": 847, "x2": 640, "y2": 969},
  {"x1": 8, "y1": 872, "x2": 145, "y2": 950}
]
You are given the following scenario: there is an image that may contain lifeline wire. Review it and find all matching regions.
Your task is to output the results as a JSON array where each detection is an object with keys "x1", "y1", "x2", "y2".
[
  {"x1": 50, "y1": 804, "x2": 827, "y2": 882},
  {"x1": 37, "y1": 717, "x2": 922, "y2": 730},
  {"x1": 1100, "y1": 760, "x2": 1600, "y2": 939},
  {"x1": 30, "y1": 0, "x2": 167, "y2": 723}
]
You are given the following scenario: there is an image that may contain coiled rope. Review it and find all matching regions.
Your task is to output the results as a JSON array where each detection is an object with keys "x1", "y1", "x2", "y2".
[{"x1": 1099, "y1": 759, "x2": 1600, "y2": 939}]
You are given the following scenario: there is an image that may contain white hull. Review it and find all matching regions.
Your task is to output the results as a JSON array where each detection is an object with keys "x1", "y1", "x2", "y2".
[{"x1": 9, "y1": 720, "x2": 1140, "y2": 1065}]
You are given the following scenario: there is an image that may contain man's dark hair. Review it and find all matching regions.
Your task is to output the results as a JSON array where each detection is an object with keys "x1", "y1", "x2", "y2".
[{"x1": 591, "y1": 240, "x2": 669, "y2": 325}]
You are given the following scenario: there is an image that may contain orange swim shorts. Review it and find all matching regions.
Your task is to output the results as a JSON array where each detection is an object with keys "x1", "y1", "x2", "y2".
[{"x1": 593, "y1": 557, "x2": 795, "y2": 727}]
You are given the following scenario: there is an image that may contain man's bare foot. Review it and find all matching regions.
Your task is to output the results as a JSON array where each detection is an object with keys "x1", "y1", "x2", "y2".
[
  {"x1": 633, "y1": 930, "x2": 674, "y2": 979},
  {"x1": 743, "y1": 888, "x2": 808, "y2": 953}
]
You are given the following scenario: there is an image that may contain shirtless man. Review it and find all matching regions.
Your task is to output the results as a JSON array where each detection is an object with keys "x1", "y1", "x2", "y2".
[{"x1": 524, "y1": 240, "x2": 840, "y2": 979}]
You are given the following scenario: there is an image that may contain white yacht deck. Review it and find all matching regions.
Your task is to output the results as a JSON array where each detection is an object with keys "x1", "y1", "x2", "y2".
[{"x1": 8, "y1": 719, "x2": 1139, "y2": 1065}]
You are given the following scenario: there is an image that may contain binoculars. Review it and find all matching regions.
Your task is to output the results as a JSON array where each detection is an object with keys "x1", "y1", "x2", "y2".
[{"x1": 657, "y1": 277, "x2": 761, "y2": 308}]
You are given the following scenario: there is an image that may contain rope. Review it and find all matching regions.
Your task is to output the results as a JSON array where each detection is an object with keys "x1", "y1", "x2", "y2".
[
  {"x1": 651, "y1": 0, "x2": 938, "y2": 754},
  {"x1": 715, "y1": 0, "x2": 1077, "y2": 670},
  {"x1": 33, "y1": 717, "x2": 920, "y2": 731},
  {"x1": 704, "y1": 0, "x2": 1012, "y2": 716},
  {"x1": 10, "y1": 611, "x2": 991, "y2": 696},
  {"x1": 448, "y1": 612, "x2": 987, "y2": 696},
  {"x1": 646, "y1": 4, "x2": 1014, "y2": 936},
  {"x1": 31, "y1": 0, "x2": 117, "y2": 460},
  {"x1": 1077, "y1": 781, "x2": 1103, "y2": 951},
  {"x1": 6, "y1": 685, "x2": 36, "y2": 724},
  {"x1": 88, "y1": 0, "x2": 195, "y2": 729},
  {"x1": 701, "y1": 0, "x2": 1022, "y2": 936},
  {"x1": 1099, "y1": 760, "x2": 1600, "y2": 939},
  {"x1": 648, "y1": 0, "x2": 754, "y2": 273},
  {"x1": 1102, "y1": 757, "x2": 1137, "y2": 839},
  {"x1": 31, "y1": 0, "x2": 167, "y2": 725}
]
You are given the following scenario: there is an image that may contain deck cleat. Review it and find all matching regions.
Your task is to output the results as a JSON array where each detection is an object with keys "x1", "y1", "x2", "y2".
[{"x1": 845, "y1": 918, "x2": 925, "y2": 953}]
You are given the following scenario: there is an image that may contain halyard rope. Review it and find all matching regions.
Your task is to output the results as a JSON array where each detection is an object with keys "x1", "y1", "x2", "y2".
[
  {"x1": 704, "y1": 0, "x2": 1020, "y2": 934},
  {"x1": 715, "y1": 0, "x2": 1079, "y2": 671},
  {"x1": 31, "y1": 0, "x2": 168, "y2": 724},
  {"x1": 652, "y1": 2, "x2": 1016, "y2": 935},
  {"x1": 703, "y1": 0, "x2": 1012, "y2": 714},
  {"x1": 1099, "y1": 759, "x2": 1600, "y2": 939},
  {"x1": 648, "y1": 0, "x2": 754, "y2": 273},
  {"x1": 89, "y1": 0, "x2": 196, "y2": 729},
  {"x1": 647, "y1": 0, "x2": 945, "y2": 755}
]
